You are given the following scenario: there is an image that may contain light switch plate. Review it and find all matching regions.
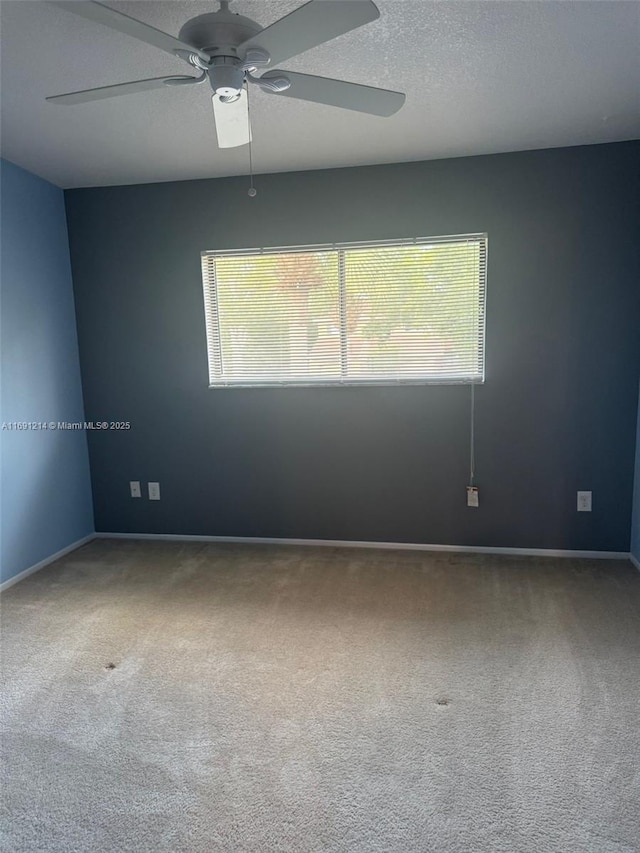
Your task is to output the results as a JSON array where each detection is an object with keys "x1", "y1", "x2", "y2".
[
  {"x1": 467, "y1": 486, "x2": 479, "y2": 508},
  {"x1": 130, "y1": 481, "x2": 141, "y2": 498},
  {"x1": 148, "y1": 482, "x2": 161, "y2": 501}
]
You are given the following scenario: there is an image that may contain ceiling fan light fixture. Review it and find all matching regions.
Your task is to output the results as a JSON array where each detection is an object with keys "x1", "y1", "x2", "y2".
[{"x1": 208, "y1": 57, "x2": 245, "y2": 97}]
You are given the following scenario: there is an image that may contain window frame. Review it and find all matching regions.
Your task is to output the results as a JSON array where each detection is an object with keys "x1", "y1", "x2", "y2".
[{"x1": 201, "y1": 233, "x2": 488, "y2": 389}]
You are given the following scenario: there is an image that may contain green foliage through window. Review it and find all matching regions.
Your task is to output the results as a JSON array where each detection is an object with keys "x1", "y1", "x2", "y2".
[{"x1": 201, "y1": 235, "x2": 487, "y2": 386}]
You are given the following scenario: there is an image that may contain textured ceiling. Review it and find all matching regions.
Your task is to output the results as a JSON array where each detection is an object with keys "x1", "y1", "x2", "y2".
[{"x1": 1, "y1": 1, "x2": 639, "y2": 188}]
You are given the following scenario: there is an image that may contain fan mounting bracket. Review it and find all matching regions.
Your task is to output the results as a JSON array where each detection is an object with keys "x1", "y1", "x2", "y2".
[{"x1": 178, "y1": 10, "x2": 262, "y2": 59}]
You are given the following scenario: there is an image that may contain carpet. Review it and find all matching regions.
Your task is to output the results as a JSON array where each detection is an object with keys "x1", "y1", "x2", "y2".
[{"x1": 1, "y1": 539, "x2": 639, "y2": 852}]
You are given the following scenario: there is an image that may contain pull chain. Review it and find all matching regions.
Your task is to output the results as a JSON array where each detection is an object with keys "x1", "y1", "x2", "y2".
[{"x1": 247, "y1": 84, "x2": 256, "y2": 197}]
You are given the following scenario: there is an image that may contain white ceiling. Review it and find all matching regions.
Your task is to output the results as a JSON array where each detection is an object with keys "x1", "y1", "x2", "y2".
[{"x1": 1, "y1": 0, "x2": 639, "y2": 188}]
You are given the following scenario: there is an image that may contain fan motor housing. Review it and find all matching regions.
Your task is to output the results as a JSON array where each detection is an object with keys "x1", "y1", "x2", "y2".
[{"x1": 178, "y1": 11, "x2": 261, "y2": 57}]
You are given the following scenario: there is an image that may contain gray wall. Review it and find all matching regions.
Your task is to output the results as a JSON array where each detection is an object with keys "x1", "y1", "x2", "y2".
[
  {"x1": 65, "y1": 141, "x2": 640, "y2": 551},
  {"x1": 1, "y1": 160, "x2": 93, "y2": 584}
]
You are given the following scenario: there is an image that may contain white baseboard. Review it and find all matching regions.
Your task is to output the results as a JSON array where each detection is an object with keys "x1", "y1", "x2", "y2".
[
  {"x1": 96, "y1": 532, "x2": 629, "y2": 561},
  {"x1": 1, "y1": 533, "x2": 633, "y2": 591},
  {"x1": 0, "y1": 534, "x2": 96, "y2": 593}
]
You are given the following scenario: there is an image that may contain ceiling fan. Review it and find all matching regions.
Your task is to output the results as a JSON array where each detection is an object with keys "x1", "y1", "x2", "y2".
[{"x1": 47, "y1": 0, "x2": 406, "y2": 149}]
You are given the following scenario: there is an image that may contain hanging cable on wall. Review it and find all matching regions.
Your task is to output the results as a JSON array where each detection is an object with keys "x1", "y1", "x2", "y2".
[
  {"x1": 470, "y1": 382, "x2": 475, "y2": 486},
  {"x1": 467, "y1": 382, "x2": 479, "y2": 507}
]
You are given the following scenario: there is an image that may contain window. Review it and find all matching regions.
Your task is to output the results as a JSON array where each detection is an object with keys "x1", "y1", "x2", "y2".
[{"x1": 201, "y1": 234, "x2": 487, "y2": 387}]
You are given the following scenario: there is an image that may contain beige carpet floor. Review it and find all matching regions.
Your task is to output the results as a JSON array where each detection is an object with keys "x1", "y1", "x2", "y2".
[{"x1": 1, "y1": 539, "x2": 639, "y2": 852}]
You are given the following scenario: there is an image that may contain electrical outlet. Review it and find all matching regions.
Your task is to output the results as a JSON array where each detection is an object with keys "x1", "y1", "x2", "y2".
[
  {"x1": 466, "y1": 486, "x2": 479, "y2": 508},
  {"x1": 577, "y1": 490, "x2": 592, "y2": 512},
  {"x1": 148, "y1": 482, "x2": 161, "y2": 501},
  {"x1": 130, "y1": 481, "x2": 141, "y2": 498}
]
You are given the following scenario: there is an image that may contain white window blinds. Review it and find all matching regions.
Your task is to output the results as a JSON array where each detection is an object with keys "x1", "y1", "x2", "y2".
[{"x1": 201, "y1": 234, "x2": 487, "y2": 387}]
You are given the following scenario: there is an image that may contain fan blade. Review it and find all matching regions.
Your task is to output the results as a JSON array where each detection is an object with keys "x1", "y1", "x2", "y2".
[
  {"x1": 238, "y1": 0, "x2": 379, "y2": 67},
  {"x1": 46, "y1": 76, "x2": 198, "y2": 105},
  {"x1": 212, "y1": 90, "x2": 252, "y2": 148},
  {"x1": 52, "y1": 2, "x2": 210, "y2": 63},
  {"x1": 259, "y1": 71, "x2": 405, "y2": 116}
]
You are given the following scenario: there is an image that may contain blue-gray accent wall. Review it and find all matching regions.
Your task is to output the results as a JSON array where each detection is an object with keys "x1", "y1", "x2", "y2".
[
  {"x1": 64, "y1": 142, "x2": 640, "y2": 551},
  {"x1": 0, "y1": 160, "x2": 94, "y2": 584},
  {"x1": 632, "y1": 382, "x2": 640, "y2": 562}
]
